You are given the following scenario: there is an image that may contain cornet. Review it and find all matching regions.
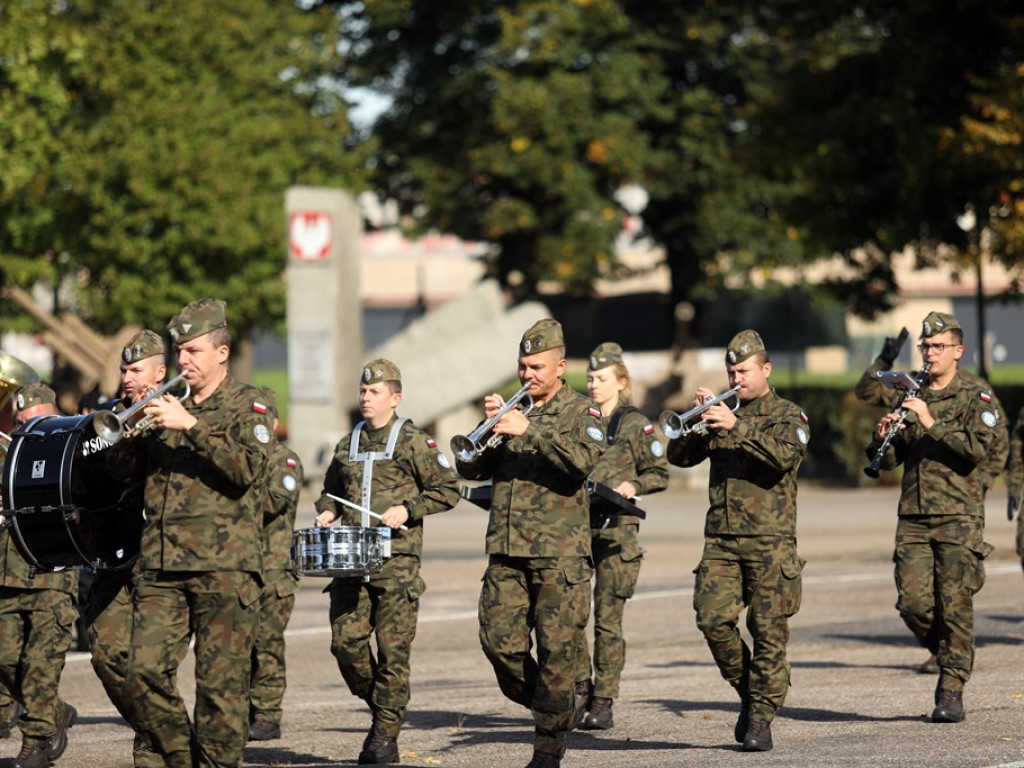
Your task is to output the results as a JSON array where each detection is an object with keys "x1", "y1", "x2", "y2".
[
  {"x1": 659, "y1": 385, "x2": 742, "y2": 440},
  {"x1": 451, "y1": 382, "x2": 535, "y2": 463},
  {"x1": 93, "y1": 374, "x2": 191, "y2": 443}
]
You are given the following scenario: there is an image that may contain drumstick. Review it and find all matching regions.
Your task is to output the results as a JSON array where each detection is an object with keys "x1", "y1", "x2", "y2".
[{"x1": 323, "y1": 493, "x2": 409, "y2": 531}]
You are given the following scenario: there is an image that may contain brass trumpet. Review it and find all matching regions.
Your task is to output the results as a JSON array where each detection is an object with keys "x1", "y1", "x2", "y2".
[
  {"x1": 451, "y1": 382, "x2": 534, "y2": 463},
  {"x1": 659, "y1": 385, "x2": 742, "y2": 440},
  {"x1": 93, "y1": 374, "x2": 191, "y2": 443}
]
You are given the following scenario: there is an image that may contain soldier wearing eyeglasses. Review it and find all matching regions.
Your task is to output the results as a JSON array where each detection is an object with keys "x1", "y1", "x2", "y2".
[{"x1": 865, "y1": 311, "x2": 1002, "y2": 724}]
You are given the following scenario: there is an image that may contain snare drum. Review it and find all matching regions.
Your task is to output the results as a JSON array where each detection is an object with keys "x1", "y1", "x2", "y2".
[
  {"x1": 290, "y1": 525, "x2": 390, "y2": 577},
  {"x1": 1, "y1": 413, "x2": 142, "y2": 570}
]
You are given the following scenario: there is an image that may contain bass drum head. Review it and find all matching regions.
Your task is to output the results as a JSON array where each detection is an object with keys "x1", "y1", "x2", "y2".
[{"x1": 1, "y1": 413, "x2": 142, "y2": 570}]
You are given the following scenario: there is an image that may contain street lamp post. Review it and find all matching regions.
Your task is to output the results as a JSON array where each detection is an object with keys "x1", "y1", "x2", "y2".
[{"x1": 956, "y1": 204, "x2": 988, "y2": 381}]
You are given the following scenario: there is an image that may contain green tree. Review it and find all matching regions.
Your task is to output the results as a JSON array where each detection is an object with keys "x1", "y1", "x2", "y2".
[{"x1": 1, "y1": 0, "x2": 368, "y2": 339}]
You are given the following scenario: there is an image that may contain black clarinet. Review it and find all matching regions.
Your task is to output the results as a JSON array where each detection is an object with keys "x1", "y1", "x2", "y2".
[{"x1": 864, "y1": 362, "x2": 933, "y2": 478}]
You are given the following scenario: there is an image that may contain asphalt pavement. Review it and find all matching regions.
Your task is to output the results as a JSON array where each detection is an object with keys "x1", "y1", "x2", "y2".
[{"x1": 18, "y1": 482, "x2": 1024, "y2": 768}]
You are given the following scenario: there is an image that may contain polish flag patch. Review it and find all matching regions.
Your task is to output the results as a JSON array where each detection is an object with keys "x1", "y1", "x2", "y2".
[
  {"x1": 252, "y1": 401, "x2": 268, "y2": 414},
  {"x1": 800, "y1": 411, "x2": 809, "y2": 423},
  {"x1": 286, "y1": 458, "x2": 298, "y2": 468},
  {"x1": 643, "y1": 423, "x2": 654, "y2": 435},
  {"x1": 426, "y1": 437, "x2": 437, "y2": 448},
  {"x1": 980, "y1": 392, "x2": 992, "y2": 403},
  {"x1": 588, "y1": 407, "x2": 602, "y2": 419}
]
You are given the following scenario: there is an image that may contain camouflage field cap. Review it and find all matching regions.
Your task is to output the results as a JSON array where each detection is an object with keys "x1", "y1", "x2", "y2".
[
  {"x1": 920, "y1": 311, "x2": 961, "y2": 338},
  {"x1": 122, "y1": 329, "x2": 165, "y2": 364},
  {"x1": 520, "y1": 318, "x2": 564, "y2": 356},
  {"x1": 361, "y1": 358, "x2": 401, "y2": 385},
  {"x1": 589, "y1": 342, "x2": 624, "y2": 371},
  {"x1": 15, "y1": 382, "x2": 56, "y2": 411},
  {"x1": 726, "y1": 329, "x2": 765, "y2": 364},
  {"x1": 167, "y1": 298, "x2": 227, "y2": 344}
]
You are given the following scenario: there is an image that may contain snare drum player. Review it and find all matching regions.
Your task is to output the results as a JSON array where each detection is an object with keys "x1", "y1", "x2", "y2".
[
  {"x1": 666, "y1": 330, "x2": 808, "y2": 752},
  {"x1": 578, "y1": 342, "x2": 668, "y2": 730},
  {"x1": 109, "y1": 299, "x2": 270, "y2": 768},
  {"x1": 313, "y1": 359, "x2": 459, "y2": 765},
  {"x1": 865, "y1": 311, "x2": 999, "y2": 724},
  {"x1": 455, "y1": 319, "x2": 606, "y2": 768},
  {"x1": 0, "y1": 384, "x2": 78, "y2": 768},
  {"x1": 87, "y1": 329, "x2": 165, "y2": 768},
  {"x1": 247, "y1": 388, "x2": 303, "y2": 742}
]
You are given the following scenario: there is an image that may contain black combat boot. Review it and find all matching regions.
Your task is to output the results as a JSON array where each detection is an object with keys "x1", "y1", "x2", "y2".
[
  {"x1": 741, "y1": 719, "x2": 773, "y2": 752},
  {"x1": 248, "y1": 719, "x2": 281, "y2": 741},
  {"x1": 358, "y1": 731, "x2": 399, "y2": 764},
  {"x1": 46, "y1": 703, "x2": 77, "y2": 761},
  {"x1": 14, "y1": 742, "x2": 49, "y2": 768},
  {"x1": 931, "y1": 689, "x2": 965, "y2": 723},
  {"x1": 582, "y1": 696, "x2": 613, "y2": 730},
  {"x1": 572, "y1": 680, "x2": 592, "y2": 729},
  {"x1": 523, "y1": 750, "x2": 561, "y2": 768},
  {"x1": 734, "y1": 689, "x2": 750, "y2": 743}
]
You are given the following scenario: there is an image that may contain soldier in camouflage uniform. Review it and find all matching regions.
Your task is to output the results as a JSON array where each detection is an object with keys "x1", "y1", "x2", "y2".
[
  {"x1": 109, "y1": 299, "x2": 270, "y2": 768},
  {"x1": 0, "y1": 384, "x2": 78, "y2": 768},
  {"x1": 247, "y1": 389, "x2": 303, "y2": 743},
  {"x1": 855, "y1": 326, "x2": 1008, "y2": 675},
  {"x1": 456, "y1": 319, "x2": 606, "y2": 768},
  {"x1": 578, "y1": 342, "x2": 668, "y2": 731},
  {"x1": 667, "y1": 330, "x2": 809, "y2": 753},
  {"x1": 866, "y1": 311, "x2": 999, "y2": 724},
  {"x1": 1007, "y1": 406, "x2": 1024, "y2": 575},
  {"x1": 86, "y1": 329, "x2": 166, "y2": 768},
  {"x1": 314, "y1": 359, "x2": 459, "y2": 765}
]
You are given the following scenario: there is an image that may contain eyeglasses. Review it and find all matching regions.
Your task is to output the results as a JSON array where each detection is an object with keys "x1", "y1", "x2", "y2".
[{"x1": 917, "y1": 343, "x2": 954, "y2": 354}]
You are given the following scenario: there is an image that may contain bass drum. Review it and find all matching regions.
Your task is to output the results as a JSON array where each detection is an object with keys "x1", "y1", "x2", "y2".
[{"x1": 1, "y1": 413, "x2": 143, "y2": 570}]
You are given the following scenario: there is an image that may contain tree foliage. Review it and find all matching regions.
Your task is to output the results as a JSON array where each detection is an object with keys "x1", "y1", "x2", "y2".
[{"x1": 1, "y1": 0, "x2": 368, "y2": 337}]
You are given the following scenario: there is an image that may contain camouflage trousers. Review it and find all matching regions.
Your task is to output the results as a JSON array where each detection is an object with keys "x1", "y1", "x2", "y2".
[
  {"x1": 894, "y1": 515, "x2": 990, "y2": 693},
  {"x1": 0, "y1": 586, "x2": 75, "y2": 746},
  {"x1": 124, "y1": 569, "x2": 262, "y2": 768},
  {"x1": 577, "y1": 524, "x2": 643, "y2": 700},
  {"x1": 249, "y1": 569, "x2": 299, "y2": 727},
  {"x1": 693, "y1": 536, "x2": 804, "y2": 723},
  {"x1": 329, "y1": 555, "x2": 424, "y2": 738},
  {"x1": 479, "y1": 555, "x2": 593, "y2": 758}
]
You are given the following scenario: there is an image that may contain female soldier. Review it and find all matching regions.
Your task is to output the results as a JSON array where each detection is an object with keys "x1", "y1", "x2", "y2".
[{"x1": 580, "y1": 342, "x2": 669, "y2": 729}]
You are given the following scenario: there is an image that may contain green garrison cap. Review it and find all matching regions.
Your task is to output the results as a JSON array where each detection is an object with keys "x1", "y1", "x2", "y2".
[
  {"x1": 920, "y1": 311, "x2": 961, "y2": 338},
  {"x1": 122, "y1": 329, "x2": 165, "y2": 364},
  {"x1": 588, "y1": 342, "x2": 624, "y2": 371},
  {"x1": 520, "y1": 318, "x2": 564, "y2": 356},
  {"x1": 167, "y1": 298, "x2": 227, "y2": 344},
  {"x1": 726, "y1": 329, "x2": 765, "y2": 365},
  {"x1": 16, "y1": 382, "x2": 56, "y2": 411},
  {"x1": 361, "y1": 359, "x2": 401, "y2": 385}
]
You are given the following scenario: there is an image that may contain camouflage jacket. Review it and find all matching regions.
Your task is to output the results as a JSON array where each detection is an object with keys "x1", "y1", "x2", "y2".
[
  {"x1": 262, "y1": 442, "x2": 303, "y2": 571},
  {"x1": 590, "y1": 404, "x2": 669, "y2": 525},
  {"x1": 0, "y1": 530, "x2": 77, "y2": 595},
  {"x1": 456, "y1": 380, "x2": 606, "y2": 557},
  {"x1": 1007, "y1": 406, "x2": 1024, "y2": 500},
  {"x1": 667, "y1": 390, "x2": 808, "y2": 538},
  {"x1": 108, "y1": 375, "x2": 270, "y2": 572},
  {"x1": 866, "y1": 372, "x2": 998, "y2": 517},
  {"x1": 856, "y1": 355, "x2": 1008, "y2": 490},
  {"x1": 314, "y1": 415, "x2": 460, "y2": 559}
]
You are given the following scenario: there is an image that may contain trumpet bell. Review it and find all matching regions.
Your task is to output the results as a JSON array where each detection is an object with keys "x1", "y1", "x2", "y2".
[{"x1": 450, "y1": 434, "x2": 480, "y2": 463}]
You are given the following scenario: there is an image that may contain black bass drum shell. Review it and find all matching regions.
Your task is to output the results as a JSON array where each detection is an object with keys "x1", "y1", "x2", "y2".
[{"x1": 1, "y1": 413, "x2": 142, "y2": 570}]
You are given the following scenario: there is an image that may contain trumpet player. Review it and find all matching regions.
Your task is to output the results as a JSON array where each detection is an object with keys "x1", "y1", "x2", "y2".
[
  {"x1": 87, "y1": 329, "x2": 165, "y2": 768},
  {"x1": 865, "y1": 312, "x2": 1000, "y2": 724},
  {"x1": 455, "y1": 319, "x2": 606, "y2": 768},
  {"x1": 666, "y1": 330, "x2": 809, "y2": 753}
]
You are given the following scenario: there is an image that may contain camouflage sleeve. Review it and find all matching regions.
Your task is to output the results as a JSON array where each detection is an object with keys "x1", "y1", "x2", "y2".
[
  {"x1": 1008, "y1": 407, "x2": 1024, "y2": 498},
  {"x1": 185, "y1": 405, "x2": 268, "y2": 490},
  {"x1": 924, "y1": 389, "x2": 998, "y2": 468},
  {"x1": 854, "y1": 356, "x2": 900, "y2": 407},
  {"x1": 726, "y1": 402, "x2": 809, "y2": 472},
  {"x1": 403, "y1": 427, "x2": 461, "y2": 521},
  {"x1": 518, "y1": 398, "x2": 604, "y2": 483},
  {"x1": 666, "y1": 431, "x2": 710, "y2": 468},
  {"x1": 266, "y1": 446, "x2": 303, "y2": 520},
  {"x1": 314, "y1": 437, "x2": 347, "y2": 517},
  {"x1": 623, "y1": 410, "x2": 669, "y2": 496},
  {"x1": 981, "y1": 389, "x2": 1009, "y2": 486}
]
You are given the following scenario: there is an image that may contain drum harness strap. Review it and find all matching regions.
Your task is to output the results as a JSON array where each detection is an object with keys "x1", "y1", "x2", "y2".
[
  {"x1": 348, "y1": 418, "x2": 409, "y2": 528},
  {"x1": 591, "y1": 405, "x2": 637, "y2": 532}
]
